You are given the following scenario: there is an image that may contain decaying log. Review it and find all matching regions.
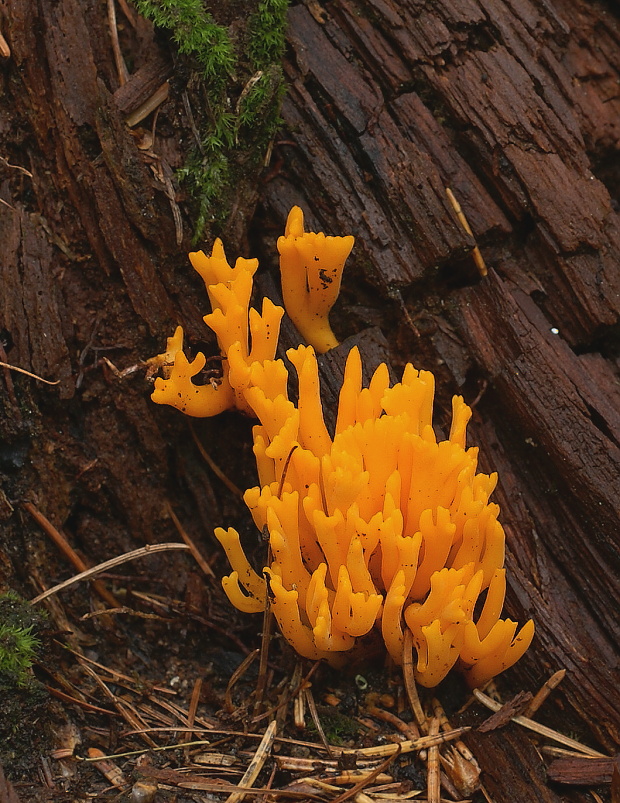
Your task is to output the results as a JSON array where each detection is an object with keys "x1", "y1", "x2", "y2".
[
  {"x1": 0, "y1": 0, "x2": 619, "y2": 798},
  {"x1": 547, "y1": 755, "x2": 620, "y2": 786},
  {"x1": 261, "y1": 0, "x2": 620, "y2": 767}
]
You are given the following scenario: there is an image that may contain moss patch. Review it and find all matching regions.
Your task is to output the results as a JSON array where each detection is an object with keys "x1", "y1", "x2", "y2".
[
  {"x1": 0, "y1": 593, "x2": 50, "y2": 773},
  {"x1": 135, "y1": 0, "x2": 289, "y2": 239}
]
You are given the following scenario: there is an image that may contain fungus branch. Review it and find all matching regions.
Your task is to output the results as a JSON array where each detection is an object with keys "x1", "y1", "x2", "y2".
[{"x1": 149, "y1": 207, "x2": 534, "y2": 688}]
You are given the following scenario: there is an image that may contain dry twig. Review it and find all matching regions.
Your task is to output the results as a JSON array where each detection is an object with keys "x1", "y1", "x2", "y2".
[
  {"x1": 165, "y1": 500, "x2": 215, "y2": 577},
  {"x1": 0, "y1": 360, "x2": 59, "y2": 385},
  {"x1": 30, "y1": 542, "x2": 191, "y2": 604},
  {"x1": 427, "y1": 718, "x2": 441, "y2": 803},
  {"x1": 473, "y1": 689, "x2": 606, "y2": 757},
  {"x1": 225, "y1": 720, "x2": 278, "y2": 803},
  {"x1": 445, "y1": 187, "x2": 488, "y2": 276},
  {"x1": 402, "y1": 630, "x2": 427, "y2": 732},
  {"x1": 24, "y1": 501, "x2": 119, "y2": 608},
  {"x1": 524, "y1": 669, "x2": 566, "y2": 717}
]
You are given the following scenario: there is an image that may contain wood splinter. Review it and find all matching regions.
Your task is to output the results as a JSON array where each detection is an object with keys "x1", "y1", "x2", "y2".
[{"x1": 446, "y1": 186, "x2": 488, "y2": 277}]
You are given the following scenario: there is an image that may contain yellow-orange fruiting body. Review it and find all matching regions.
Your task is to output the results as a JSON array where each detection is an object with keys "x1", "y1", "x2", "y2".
[
  {"x1": 215, "y1": 344, "x2": 534, "y2": 687},
  {"x1": 150, "y1": 208, "x2": 534, "y2": 687},
  {"x1": 278, "y1": 206, "x2": 354, "y2": 353},
  {"x1": 151, "y1": 240, "x2": 283, "y2": 417}
]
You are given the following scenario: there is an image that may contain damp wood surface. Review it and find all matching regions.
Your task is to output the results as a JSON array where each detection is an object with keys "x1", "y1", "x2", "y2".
[
  {"x1": 264, "y1": 0, "x2": 620, "y2": 762},
  {"x1": 0, "y1": 0, "x2": 619, "y2": 800}
]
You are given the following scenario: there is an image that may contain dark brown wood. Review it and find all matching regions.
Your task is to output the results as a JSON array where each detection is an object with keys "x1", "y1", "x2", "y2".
[
  {"x1": 261, "y1": 0, "x2": 620, "y2": 766},
  {"x1": 0, "y1": 764, "x2": 21, "y2": 803},
  {"x1": 466, "y1": 725, "x2": 564, "y2": 803},
  {"x1": 547, "y1": 755, "x2": 620, "y2": 785},
  {"x1": 1, "y1": 0, "x2": 619, "y2": 799},
  {"x1": 477, "y1": 691, "x2": 533, "y2": 733},
  {"x1": 113, "y1": 52, "x2": 173, "y2": 116}
]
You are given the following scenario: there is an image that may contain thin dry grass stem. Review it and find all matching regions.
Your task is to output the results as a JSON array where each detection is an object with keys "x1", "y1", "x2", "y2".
[
  {"x1": 367, "y1": 705, "x2": 419, "y2": 741},
  {"x1": 432, "y1": 699, "x2": 477, "y2": 766},
  {"x1": 304, "y1": 686, "x2": 334, "y2": 757},
  {"x1": 181, "y1": 781, "x2": 320, "y2": 799},
  {"x1": 126, "y1": 82, "x2": 170, "y2": 128},
  {"x1": 168, "y1": 700, "x2": 213, "y2": 732},
  {"x1": 129, "y1": 588, "x2": 253, "y2": 655},
  {"x1": 0, "y1": 155, "x2": 32, "y2": 175},
  {"x1": 296, "y1": 778, "x2": 343, "y2": 793},
  {"x1": 252, "y1": 663, "x2": 321, "y2": 728},
  {"x1": 278, "y1": 445, "x2": 299, "y2": 499},
  {"x1": 61, "y1": 641, "x2": 169, "y2": 691},
  {"x1": 274, "y1": 756, "x2": 381, "y2": 773},
  {"x1": 189, "y1": 422, "x2": 244, "y2": 498},
  {"x1": 137, "y1": 701, "x2": 175, "y2": 728},
  {"x1": 79, "y1": 662, "x2": 157, "y2": 748},
  {"x1": 253, "y1": 576, "x2": 274, "y2": 715},
  {"x1": 87, "y1": 747, "x2": 129, "y2": 789},
  {"x1": 591, "y1": 793, "x2": 605, "y2": 803},
  {"x1": 540, "y1": 746, "x2": 597, "y2": 759},
  {"x1": 146, "y1": 695, "x2": 192, "y2": 730},
  {"x1": 524, "y1": 669, "x2": 566, "y2": 718},
  {"x1": 0, "y1": 344, "x2": 18, "y2": 408},
  {"x1": 30, "y1": 542, "x2": 191, "y2": 604},
  {"x1": 23, "y1": 500, "x2": 120, "y2": 608},
  {"x1": 120, "y1": 727, "x2": 344, "y2": 752},
  {"x1": 427, "y1": 718, "x2": 441, "y2": 803},
  {"x1": 0, "y1": 359, "x2": 60, "y2": 384},
  {"x1": 0, "y1": 33, "x2": 11, "y2": 58},
  {"x1": 473, "y1": 689, "x2": 606, "y2": 757},
  {"x1": 432, "y1": 698, "x2": 480, "y2": 797},
  {"x1": 82, "y1": 740, "x2": 213, "y2": 761},
  {"x1": 275, "y1": 674, "x2": 293, "y2": 733},
  {"x1": 342, "y1": 728, "x2": 470, "y2": 760},
  {"x1": 289, "y1": 663, "x2": 305, "y2": 728},
  {"x1": 331, "y1": 747, "x2": 402, "y2": 803},
  {"x1": 265, "y1": 761, "x2": 278, "y2": 796},
  {"x1": 107, "y1": 0, "x2": 129, "y2": 85},
  {"x1": 46, "y1": 685, "x2": 117, "y2": 716},
  {"x1": 225, "y1": 649, "x2": 260, "y2": 713},
  {"x1": 479, "y1": 784, "x2": 495, "y2": 803},
  {"x1": 225, "y1": 720, "x2": 278, "y2": 803},
  {"x1": 288, "y1": 661, "x2": 321, "y2": 732},
  {"x1": 116, "y1": 0, "x2": 137, "y2": 26},
  {"x1": 41, "y1": 663, "x2": 93, "y2": 704},
  {"x1": 165, "y1": 500, "x2": 216, "y2": 578},
  {"x1": 80, "y1": 605, "x2": 169, "y2": 621},
  {"x1": 402, "y1": 630, "x2": 427, "y2": 733},
  {"x1": 293, "y1": 692, "x2": 306, "y2": 729},
  {"x1": 445, "y1": 187, "x2": 488, "y2": 277},
  {"x1": 72, "y1": 651, "x2": 207, "y2": 735},
  {"x1": 364, "y1": 783, "x2": 428, "y2": 800}
]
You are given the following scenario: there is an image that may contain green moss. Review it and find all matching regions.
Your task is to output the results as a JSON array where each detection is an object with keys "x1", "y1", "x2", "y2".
[
  {"x1": 134, "y1": 0, "x2": 235, "y2": 87},
  {"x1": 135, "y1": 0, "x2": 290, "y2": 240},
  {"x1": 308, "y1": 707, "x2": 360, "y2": 745},
  {"x1": 0, "y1": 592, "x2": 42, "y2": 687},
  {"x1": 0, "y1": 593, "x2": 50, "y2": 771},
  {"x1": 248, "y1": 0, "x2": 289, "y2": 69}
]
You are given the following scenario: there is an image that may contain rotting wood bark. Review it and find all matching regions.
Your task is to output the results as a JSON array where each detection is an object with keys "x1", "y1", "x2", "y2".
[
  {"x1": 0, "y1": 0, "x2": 619, "y2": 799},
  {"x1": 262, "y1": 0, "x2": 620, "y2": 764}
]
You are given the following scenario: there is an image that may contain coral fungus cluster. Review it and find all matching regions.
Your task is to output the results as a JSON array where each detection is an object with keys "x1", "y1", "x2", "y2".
[{"x1": 151, "y1": 208, "x2": 534, "y2": 687}]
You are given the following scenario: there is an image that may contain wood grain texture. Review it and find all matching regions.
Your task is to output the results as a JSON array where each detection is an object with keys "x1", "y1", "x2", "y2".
[
  {"x1": 260, "y1": 0, "x2": 620, "y2": 768},
  {"x1": 1, "y1": 0, "x2": 619, "y2": 797}
]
